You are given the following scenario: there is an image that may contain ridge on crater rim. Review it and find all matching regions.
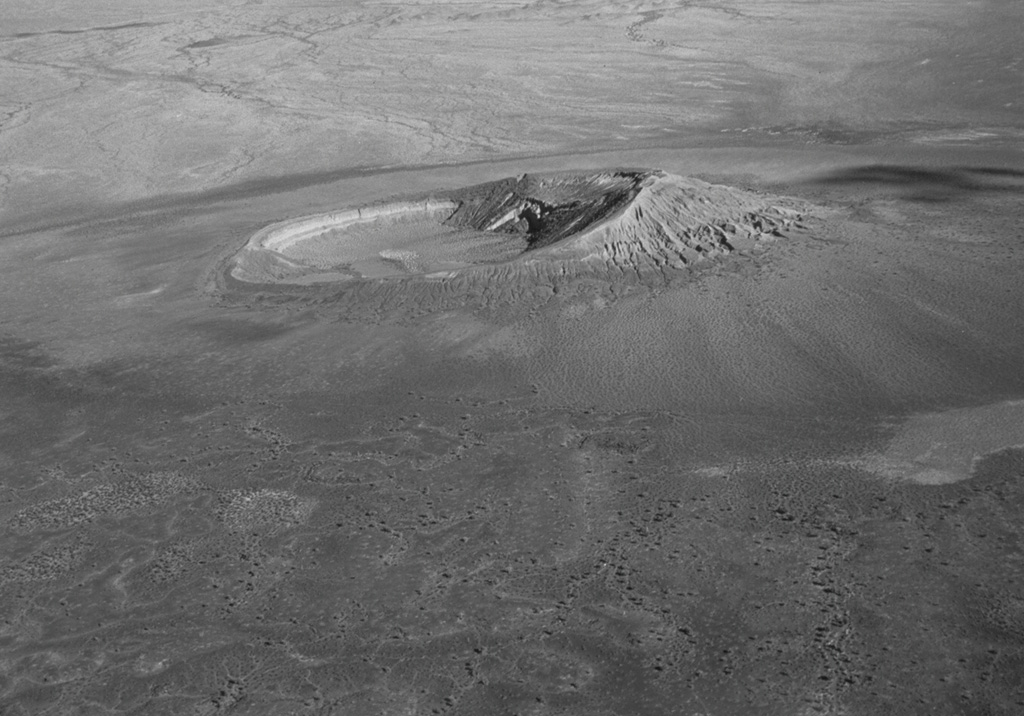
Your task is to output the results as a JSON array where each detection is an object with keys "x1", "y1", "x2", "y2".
[{"x1": 227, "y1": 170, "x2": 809, "y2": 285}]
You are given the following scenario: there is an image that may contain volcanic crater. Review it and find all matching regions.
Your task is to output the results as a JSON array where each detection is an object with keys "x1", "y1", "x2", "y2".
[{"x1": 227, "y1": 169, "x2": 810, "y2": 286}]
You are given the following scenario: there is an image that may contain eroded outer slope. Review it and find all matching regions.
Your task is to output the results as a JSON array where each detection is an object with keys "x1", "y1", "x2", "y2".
[{"x1": 543, "y1": 171, "x2": 807, "y2": 270}]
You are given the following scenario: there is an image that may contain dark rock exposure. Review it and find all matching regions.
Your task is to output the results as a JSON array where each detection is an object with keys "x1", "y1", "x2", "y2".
[{"x1": 442, "y1": 171, "x2": 646, "y2": 250}]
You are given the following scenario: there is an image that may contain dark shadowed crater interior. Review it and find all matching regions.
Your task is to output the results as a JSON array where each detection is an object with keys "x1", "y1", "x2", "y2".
[{"x1": 443, "y1": 171, "x2": 645, "y2": 250}]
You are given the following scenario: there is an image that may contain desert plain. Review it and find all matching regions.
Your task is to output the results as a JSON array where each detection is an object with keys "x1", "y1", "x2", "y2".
[{"x1": 1, "y1": 0, "x2": 1023, "y2": 714}]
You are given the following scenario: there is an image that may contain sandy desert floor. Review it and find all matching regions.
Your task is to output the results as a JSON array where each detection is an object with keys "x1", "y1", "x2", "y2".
[{"x1": 1, "y1": 1, "x2": 1024, "y2": 715}]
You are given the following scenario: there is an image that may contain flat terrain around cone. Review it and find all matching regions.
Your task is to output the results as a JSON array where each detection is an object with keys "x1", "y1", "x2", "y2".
[{"x1": 2, "y1": 0, "x2": 1024, "y2": 713}]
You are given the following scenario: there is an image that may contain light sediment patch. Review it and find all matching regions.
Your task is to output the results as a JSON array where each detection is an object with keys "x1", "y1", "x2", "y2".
[
  {"x1": 225, "y1": 170, "x2": 810, "y2": 286},
  {"x1": 863, "y1": 399, "x2": 1024, "y2": 484}
]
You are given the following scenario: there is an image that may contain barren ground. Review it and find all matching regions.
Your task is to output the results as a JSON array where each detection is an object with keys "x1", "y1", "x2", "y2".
[{"x1": 1, "y1": 1, "x2": 1023, "y2": 715}]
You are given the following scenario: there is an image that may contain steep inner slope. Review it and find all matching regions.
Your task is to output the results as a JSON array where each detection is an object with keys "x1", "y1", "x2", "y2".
[
  {"x1": 442, "y1": 171, "x2": 645, "y2": 250},
  {"x1": 226, "y1": 170, "x2": 809, "y2": 285}
]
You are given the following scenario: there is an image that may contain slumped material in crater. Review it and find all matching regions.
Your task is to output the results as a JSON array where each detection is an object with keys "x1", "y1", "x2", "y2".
[{"x1": 228, "y1": 170, "x2": 809, "y2": 285}]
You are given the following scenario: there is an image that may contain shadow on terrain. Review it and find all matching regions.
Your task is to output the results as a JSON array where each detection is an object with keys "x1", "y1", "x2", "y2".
[{"x1": 804, "y1": 165, "x2": 1024, "y2": 202}]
